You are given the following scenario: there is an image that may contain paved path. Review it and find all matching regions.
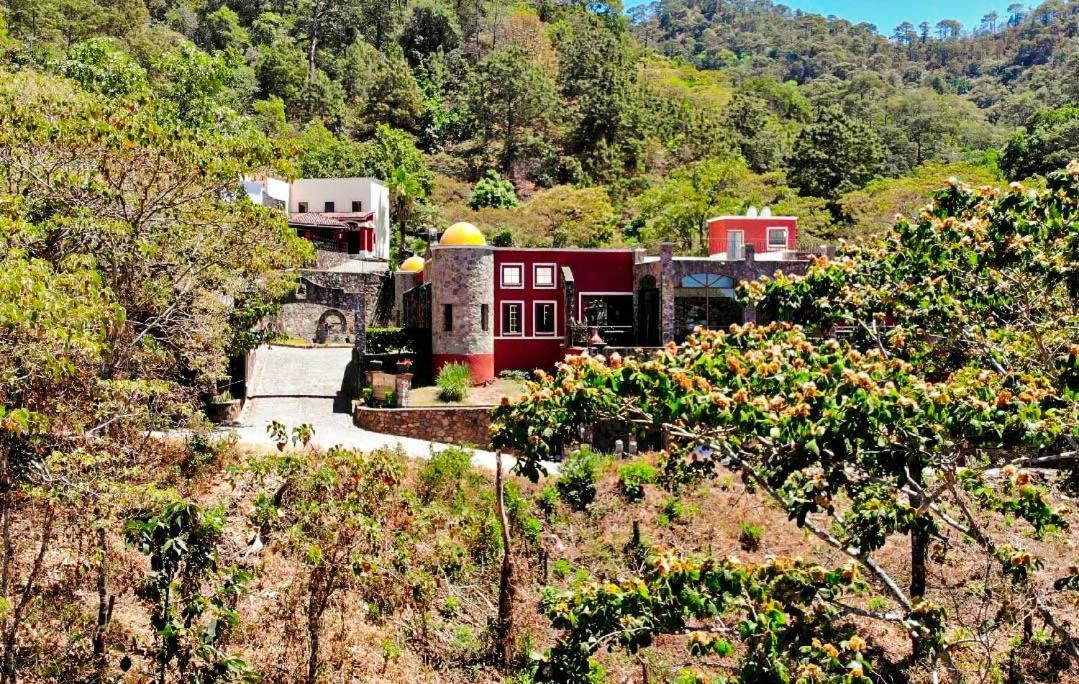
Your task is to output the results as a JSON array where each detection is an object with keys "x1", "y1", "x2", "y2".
[{"x1": 227, "y1": 345, "x2": 512, "y2": 471}]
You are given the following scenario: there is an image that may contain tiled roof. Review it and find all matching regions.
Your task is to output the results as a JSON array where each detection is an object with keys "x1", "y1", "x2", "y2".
[{"x1": 288, "y1": 211, "x2": 376, "y2": 229}]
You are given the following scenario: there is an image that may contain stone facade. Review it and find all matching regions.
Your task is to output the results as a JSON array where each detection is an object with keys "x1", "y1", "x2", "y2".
[
  {"x1": 428, "y1": 246, "x2": 494, "y2": 357},
  {"x1": 632, "y1": 243, "x2": 827, "y2": 344},
  {"x1": 275, "y1": 269, "x2": 392, "y2": 343},
  {"x1": 353, "y1": 404, "x2": 494, "y2": 448}
]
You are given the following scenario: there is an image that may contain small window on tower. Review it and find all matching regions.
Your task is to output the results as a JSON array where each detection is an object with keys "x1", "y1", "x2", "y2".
[
  {"x1": 444, "y1": 304, "x2": 453, "y2": 331},
  {"x1": 324, "y1": 201, "x2": 335, "y2": 212},
  {"x1": 352, "y1": 200, "x2": 362, "y2": 212},
  {"x1": 297, "y1": 202, "x2": 308, "y2": 213},
  {"x1": 481, "y1": 304, "x2": 489, "y2": 332}
]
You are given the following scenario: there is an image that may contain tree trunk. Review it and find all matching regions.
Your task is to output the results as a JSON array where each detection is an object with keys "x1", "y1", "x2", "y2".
[
  {"x1": 2, "y1": 505, "x2": 54, "y2": 684},
  {"x1": 495, "y1": 451, "x2": 515, "y2": 670},
  {"x1": 908, "y1": 460, "x2": 929, "y2": 656},
  {"x1": 93, "y1": 525, "x2": 114, "y2": 679}
]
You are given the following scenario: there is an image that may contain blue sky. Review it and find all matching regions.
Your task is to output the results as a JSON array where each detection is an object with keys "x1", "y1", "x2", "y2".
[
  {"x1": 626, "y1": 0, "x2": 1012, "y2": 36},
  {"x1": 774, "y1": 0, "x2": 1006, "y2": 33}
]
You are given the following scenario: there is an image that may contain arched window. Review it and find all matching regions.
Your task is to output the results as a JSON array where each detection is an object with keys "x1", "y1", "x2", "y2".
[{"x1": 681, "y1": 274, "x2": 734, "y2": 289}]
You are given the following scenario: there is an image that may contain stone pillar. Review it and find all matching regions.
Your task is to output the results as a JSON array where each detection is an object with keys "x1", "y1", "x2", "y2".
[
  {"x1": 428, "y1": 245, "x2": 495, "y2": 384},
  {"x1": 660, "y1": 242, "x2": 675, "y2": 344}
]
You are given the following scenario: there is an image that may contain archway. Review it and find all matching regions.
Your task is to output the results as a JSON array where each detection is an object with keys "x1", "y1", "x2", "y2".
[{"x1": 315, "y1": 309, "x2": 348, "y2": 343}]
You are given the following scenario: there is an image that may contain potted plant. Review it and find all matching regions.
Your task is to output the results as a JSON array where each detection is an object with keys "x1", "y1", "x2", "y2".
[{"x1": 396, "y1": 356, "x2": 414, "y2": 374}]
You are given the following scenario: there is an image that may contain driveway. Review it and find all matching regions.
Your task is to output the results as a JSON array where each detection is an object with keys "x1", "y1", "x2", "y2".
[{"x1": 228, "y1": 345, "x2": 512, "y2": 471}]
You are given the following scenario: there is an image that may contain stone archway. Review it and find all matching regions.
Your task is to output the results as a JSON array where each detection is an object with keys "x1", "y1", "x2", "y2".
[{"x1": 315, "y1": 309, "x2": 348, "y2": 343}]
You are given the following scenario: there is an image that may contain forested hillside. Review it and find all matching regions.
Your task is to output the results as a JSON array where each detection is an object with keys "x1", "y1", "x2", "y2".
[{"x1": 7, "y1": 0, "x2": 1079, "y2": 254}]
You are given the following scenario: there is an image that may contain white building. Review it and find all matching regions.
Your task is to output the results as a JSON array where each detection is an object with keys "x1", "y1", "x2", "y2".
[{"x1": 243, "y1": 176, "x2": 391, "y2": 261}]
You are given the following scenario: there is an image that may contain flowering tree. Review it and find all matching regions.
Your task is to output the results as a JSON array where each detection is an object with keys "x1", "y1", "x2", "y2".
[{"x1": 492, "y1": 164, "x2": 1079, "y2": 680}]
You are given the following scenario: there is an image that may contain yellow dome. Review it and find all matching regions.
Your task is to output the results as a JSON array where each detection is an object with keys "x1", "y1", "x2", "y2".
[
  {"x1": 398, "y1": 256, "x2": 425, "y2": 273},
  {"x1": 440, "y1": 221, "x2": 486, "y2": 246}
]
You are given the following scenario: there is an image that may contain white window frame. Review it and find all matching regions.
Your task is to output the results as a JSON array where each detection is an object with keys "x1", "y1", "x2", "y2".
[
  {"x1": 766, "y1": 227, "x2": 789, "y2": 251},
  {"x1": 501, "y1": 300, "x2": 524, "y2": 336},
  {"x1": 533, "y1": 300, "x2": 558, "y2": 337},
  {"x1": 727, "y1": 229, "x2": 745, "y2": 258},
  {"x1": 533, "y1": 263, "x2": 557, "y2": 289},
  {"x1": 500, "y1": 263, "x2": 525, "y2": 289}
]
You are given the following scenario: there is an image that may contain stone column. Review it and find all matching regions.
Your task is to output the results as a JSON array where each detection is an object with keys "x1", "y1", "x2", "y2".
[{"x1": 660, "y1": 242, "x2": 675, "y2": 344}]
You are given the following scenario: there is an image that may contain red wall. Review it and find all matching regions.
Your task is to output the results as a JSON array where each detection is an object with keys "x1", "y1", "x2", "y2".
[
  {"x1": 707, "y1": 217, "x2": 797, "y2": 256},
  {"x1": 492, "y1": 249, "x2": 636, "y2": 373}
]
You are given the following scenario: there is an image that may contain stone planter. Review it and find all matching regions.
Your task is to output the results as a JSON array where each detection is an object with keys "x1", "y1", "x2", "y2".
[{"x1": 205, "y1": 398, "x2": 243, "y2": 424}]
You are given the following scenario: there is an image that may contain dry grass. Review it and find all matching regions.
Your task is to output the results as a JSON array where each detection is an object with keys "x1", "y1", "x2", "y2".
[{"x1": 12, "y1": 440, "x2": 1079, "y2": 683}]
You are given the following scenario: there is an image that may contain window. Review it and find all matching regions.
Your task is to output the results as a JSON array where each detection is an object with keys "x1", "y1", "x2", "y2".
[
  {"x1": 324, "y1": 201, "x2": 335, "y2": 212},
  {"x1": 534, "y1": 302, "x2": 556, "y2": 336},
  {"x1": 500, "y1": 263, "x2": 524, "y2": 288},
  {"x1": 443, "y1": 304, "x2": 453, "y2": 331},
  {"x1": 534, "y1": 264, "x2": 556, "y2": 288},
  {"x1": 767, "y1": 227, "x2": 788, "y2": 251},
  {"x1": 297, "y1": 201, "x2": 308, "y2": 213},
  {"x1": 351, "y1": 200, "x2": 362, "y2": 212},
  {"x1": 727, "y1": 230, "x2": 744, "y2": 258},
  {"x1": 481, "y1": 304, "x2": 489, "y2": 332},
  {"x1": 501, "y1": 302, "x2": 523, "y2": 335}
]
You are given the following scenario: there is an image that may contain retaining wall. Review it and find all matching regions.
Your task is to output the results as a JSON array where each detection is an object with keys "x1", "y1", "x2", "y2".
[{"x1": 353, "y1": 404, "x2": 493, "y2": 448}]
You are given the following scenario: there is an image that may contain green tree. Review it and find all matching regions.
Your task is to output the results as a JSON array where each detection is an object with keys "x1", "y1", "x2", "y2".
[
  {"x1": 469, "y1": 170, "x2": 518, "y2": 210},
  {"x1": 466, "y1": 45, "x2": 557, "y2": 174},
  {"x1": 634, "y1": 156, "x2": 750, "y2": 252},
  {"x1": 788, "y1": 106, "x2": 885, "y2": 199},
  {"x1": 1001, "y1": 104, "x2": 1079, "y2": 180},
  {"x1": 399, "y1": 0, "x2": 460, "y2": 66},
  {"x1": 388, "y1": 166, "x2": 427, "y2": 262}
]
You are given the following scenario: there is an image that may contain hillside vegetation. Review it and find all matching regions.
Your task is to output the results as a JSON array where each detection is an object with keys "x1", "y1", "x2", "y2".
[
  {"x1": 8, "y1": 0, "x2": 1079, "y2": 255},
  {"x1": 0, "y1": 0, "x2": 1078, "y2": 682}
]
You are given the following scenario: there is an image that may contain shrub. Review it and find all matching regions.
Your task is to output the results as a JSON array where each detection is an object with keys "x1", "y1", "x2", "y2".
[
  {"x1": 556, "y1": 446, "x2": 602, "y2": 512},
  {"x1": 469, "y1": 169, "x2": 518, "y2": 209},
  {"x1": 739, "y1": 522, "x2": 763, "y2": 552},
  {"x1": 366, "y1": 327, "x2": 414, "y2": 353},
  {"x1": 437, "y1": 362, "x2": 472, "y2": 402},
  {"x1": 618, "y1": 460, "x2": 656, "y2": 502},
  {"x1": 418, "y1": 446, "x2": 473, "y2": 504},
  {"x1": 537, "y1": 485, "x2": 559, "y2": 518}
]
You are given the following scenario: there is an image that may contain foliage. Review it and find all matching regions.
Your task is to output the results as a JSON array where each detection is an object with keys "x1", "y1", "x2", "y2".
[
  {"x1": 469, "y1": 169, "x2": 519, "y2": 210},
  {"x1": 617, "y1": 460, "x2": 655, "y2": 502},
  {"x1": 1001, "y1": 104, "x2": 1079, "y2": 180},
  {"x1": 787, "y1": 106, "x2": 885, "y2": 200},
  {"x1": 837, "y1": 162, "x2": 1002, "y2": 237},
  {"x1": 436, "y1": 362, "x2": 472, "y2": 402},
  {"x1": 418, "y1": 446, "x2": 474, "y2": 504},
  {"x1": 494, "y1": 161, "x2": 1079, "y2": 675},
  {"x1": 365, "y1": 327, "x2": 418, "y2": 354},
  {"x1": 535, "y1": 551, "x2": 871, "y2": 682},
  {"x1": 555, "y1": 447, "x2": 603, "y2": 512},
  {"x1": 124, "y1": 501, "x2": 257, "y2": 682}
]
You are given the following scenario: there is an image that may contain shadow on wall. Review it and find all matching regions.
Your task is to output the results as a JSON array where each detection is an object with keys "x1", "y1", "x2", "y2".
[{"x1": 335, "y1": 351, "x2": 360, "y2": 414}]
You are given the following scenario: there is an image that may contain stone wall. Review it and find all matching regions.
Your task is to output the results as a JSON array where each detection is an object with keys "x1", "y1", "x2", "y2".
[
  {"x1": 274, "y1": 269, "x2": 393, "y2": 342},
  {"x1": 353, "y1": 404, "x2": 494, "y2": 448}
]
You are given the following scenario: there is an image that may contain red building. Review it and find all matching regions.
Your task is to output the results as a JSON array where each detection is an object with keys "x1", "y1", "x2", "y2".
[
  {"x1": 394, "y1": 216, "x2": 828, "y2": 384},
  {"x1": 492, "y1": 248, "x2": 636, "y2": 373},
  {"x1": 707, "y1": 211, "x2": 798, "y2": 258}
]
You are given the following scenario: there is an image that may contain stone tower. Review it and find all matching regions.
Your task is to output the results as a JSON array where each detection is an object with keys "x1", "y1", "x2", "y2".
[{"x1": 428, "y1": 223, "x2": 495, "y2": 384}]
